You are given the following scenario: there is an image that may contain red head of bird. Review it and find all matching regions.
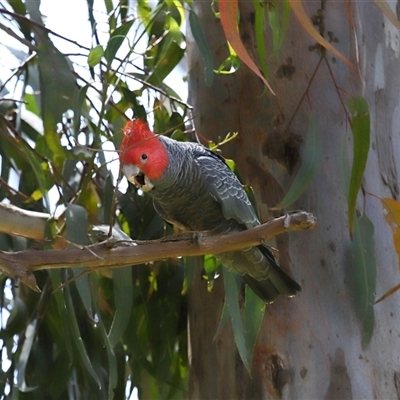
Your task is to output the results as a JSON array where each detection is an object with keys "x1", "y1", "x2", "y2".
[{"x1": 119, "y1": 119, "x2": 169, "y2": 191}]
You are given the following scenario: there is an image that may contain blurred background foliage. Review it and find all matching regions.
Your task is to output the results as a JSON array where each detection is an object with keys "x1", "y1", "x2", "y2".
[{"x1": 0, "y1": 0, "x2": 193, "y2": 398}]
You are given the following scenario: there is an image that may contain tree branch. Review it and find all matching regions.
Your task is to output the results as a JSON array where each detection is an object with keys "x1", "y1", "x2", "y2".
[
  {"x1": 0, "y1": 203, "x2": 50, "y2": 240},
  {"x1": 0, "y1": 211, "x2": 317, "y2": 291}
]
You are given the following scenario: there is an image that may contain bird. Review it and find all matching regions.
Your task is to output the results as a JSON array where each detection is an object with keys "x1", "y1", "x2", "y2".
[{"x1": 119, "y1": 118, "x2": 301, "y2": 303}]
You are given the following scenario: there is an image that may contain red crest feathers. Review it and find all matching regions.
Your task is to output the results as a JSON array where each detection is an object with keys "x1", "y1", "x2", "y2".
[
  {"x1": 122, "y1": 119, "x2": 155, "y2": 148},
  {"x1": 119, "y1": 118, "x2": 169, "y2": 180}
]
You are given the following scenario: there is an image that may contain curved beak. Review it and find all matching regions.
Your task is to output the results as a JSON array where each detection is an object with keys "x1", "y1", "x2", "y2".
[
  {"x1": 122, "y1": 164, "x2": 154, "y2": 192},
  {"x1": 122, "y1": 165, "x2": 141, "y2": 185}
]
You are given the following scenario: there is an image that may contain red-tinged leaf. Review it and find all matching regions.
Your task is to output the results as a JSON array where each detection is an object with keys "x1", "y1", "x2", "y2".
[
  {"x1": 374, "y1": 282, "x2": 400, "y2": 305},
  {"x1": 219, "y1": 0, "x2": 275, "y2": 94},
  {"x1": 381, "y1": 198, "x2": 400, "y2": 270},
  {"x1": 374, "y1": 0, "x2": 400, "y2": 29},
  {"x1": 289, "y1": 0, "x2": 356, "y2": 71}
]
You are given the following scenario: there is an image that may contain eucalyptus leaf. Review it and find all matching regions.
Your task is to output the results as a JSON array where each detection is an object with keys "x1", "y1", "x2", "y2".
[
  {"x1": 347, "y1": 96, "x2": 370, "y2": 234},
  {"x1": 189, "y1": 10, "x2": 214, "y2": 86},
  {"x1": 108, "y1": 267, "x2": 134, "y2": 347},
  {"x1": 351, "y1": 216, "x2": 376, "y2": 346},
  {"x1": 223, "y1": 270, "x2": 249, "y2": 371}
]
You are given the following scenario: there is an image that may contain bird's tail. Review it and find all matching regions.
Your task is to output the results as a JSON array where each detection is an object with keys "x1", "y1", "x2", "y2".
[{"x1": 242, "y1": 245, "x2": 301, "y2": 304}]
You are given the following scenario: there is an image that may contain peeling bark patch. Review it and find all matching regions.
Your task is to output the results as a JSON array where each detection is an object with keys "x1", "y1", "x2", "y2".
[
  {"x1": 276, "y1": 58, "x2": 296, "y2": 80},
  {"x1": 324, "y1": 348, "x2": 353, "y2": 400},
  {"x1": 394, "y1": 371, "x2": 400, "y2": 400},
  {"x1": 261, "y1": 131, "x2": 301, "y2": 174},
  {"x1": 253, "y1": 347, "x2": 291, "y2": 398}
]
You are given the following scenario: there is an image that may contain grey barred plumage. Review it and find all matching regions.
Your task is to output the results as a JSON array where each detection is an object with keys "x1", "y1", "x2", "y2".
[{"x1": 120, "y1": 119, "x2": 301, "y2": 303}]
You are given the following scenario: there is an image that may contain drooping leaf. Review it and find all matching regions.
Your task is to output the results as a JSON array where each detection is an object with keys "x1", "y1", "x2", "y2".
[
  {"x1": 104, "y1": 19, "x2": 134, "y2": 63},
  {"x1": 73, "y1": 84, "x2": 90, "y2": 136},
  {"x1": 289, "y1": 0, "x2": 356, "y2": 71},
  {"x1": 23, "y1": 150, "x2": 50, "y2": 207},
  {"x1": 268, "y1": 0, "x2": 291, "y2": 57},
  {"x1": 351, "y1": 215, "x2": 376, "y2": 346},
  {"x1": 146, "y1": 15, "x2": 185, "y2": 86},
  {"x1": 244, "y1": 285, "x2": 265, "y2": 359},
  {"x1": 381, "y1": 198, "x2": 400, "y2": 271},
  {"x1": 275, "y1": 117, "x2": 321, "y2": 209},
  {"x1": 65, "y1": 205, "x2": 93, "y2": 317},
  {"x1": 108, "y1": 267, "x2": 134, "y2": 347},
  {"x1": 93, "y1": 287, "x2": 118, "y2": 398},
  {"x1": 219, "y1": 0, "x2": 275, "y2": 94},
  {"x1": 26, "y1": 1, "x2": 77, "y2": 158},
  {"x1": 347, "y1": 96, "x2": 370, "y2": 234},
  {"x1": 252, "y1": 0, "x2": 269, "y2": 79},
  {"x1": 16, "y1": 319, "x2": 38, "y2": 392},
  {"x1": 215, "y1": 299, "x2": 230, "y2": 338},
  {"x1": 223, "y1": 269, "x2": 249, "y2": 371},
  {"x1": 64, "y1": 286, "x2": 102, "y2": 390},
  {"x1": 66, "y1": 204, "x2": 89, "y2": 246},
  {"x1": 166, "y1": 0, "x2": 185, "y2": 26},
  {"x1": 189, "y1": 10, "x2": 214, "y2": 86}
]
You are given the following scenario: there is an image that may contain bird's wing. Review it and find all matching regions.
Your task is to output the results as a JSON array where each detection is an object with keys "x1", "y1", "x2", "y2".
[{"x1": 194, "y1": 149, "x2": 259, "y2": 228}]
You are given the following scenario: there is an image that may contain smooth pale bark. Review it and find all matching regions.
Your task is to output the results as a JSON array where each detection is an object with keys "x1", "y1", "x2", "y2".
[{"x1": 188, "y1": 1, "x2": 400, "y2": 398}]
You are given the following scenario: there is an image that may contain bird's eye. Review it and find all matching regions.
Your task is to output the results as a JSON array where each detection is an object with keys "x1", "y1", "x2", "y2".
[{"x1": 141, "y1": 154, "x2": 148, "y2": 162}]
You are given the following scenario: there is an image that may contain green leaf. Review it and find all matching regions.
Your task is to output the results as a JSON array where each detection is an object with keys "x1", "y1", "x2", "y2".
[
  {"x1": 49, "y1": 270, "x2": 73, "y2": 360},
  {"x1": 102, "y1": 173, "x2": 115, "y2": 223},
  {"x1": 347, "y1": 96, "x2": 370, "y2": 234},
  {"x1": 104, "y1": 19, "x2": 134, "y2": 63},
  {"x1": 189, "y1": 10, "x2": 214, "y2": 86},
  {"x1": 276, "y1": 117, "x2": 321, "y2": 209},
  {"x1": 66, "y1": 204, "x2": 89, "y2": 246},
  {"x1": 24, "y1": 150, "x2": 49, "y2": 207},
  {"x1": 147, "y1": 38, "x2": 185, "y2": 86},
  {"x1": 104, "y1": 0, "x2": 114, "y2": 13},
  {"x1": 268, "y1": 0, "x2": 291, "y2": 57},
  {"x1": 108, "y1": 267, "x2": 134, "y2": 347},
  {"x1": 25, "y1": 0, "x2": 78, "y2": 158},
  {"x1": 24, "y1": 93, "x2": 40, "y2": 115},
  {"x1": 64, "y1": 284, "x2": 102, "y2": 389},
  {"x1": 94, "y1": 287, "x2": 118, "y2": 398},
  {"x1": 16, "y1": 319, "x2": 38, "y2": 392},
  {"x1": 252, "y1": 0, "x2": 269, "y2": 79},
  {"x1": 223, "y1": 269, "x2": 249, "y2": 371},
  {"x1": 351, "y1": 215, "x2": 376, "y2": 346},
  {"x1": 137, "y1": 0, "x2": 153, "y2": 34},
  {"x1": 66, "y1": 205, "x2": 93, "y2": 317},
  {"x1": 88, "y1": 44, "x2": 104, "y2": 67},
  {"x1": 219, "y1": 0, "x2": 274, "y2": 93},
  {"x1": 215, "y1": 300, "x2": 230, "y2": 338},
  {"x1": 73, "y1": 84, "x2": 90, "y2": 136},
  {"x1": 244, "y1": 286, "x2": 265, "y2": 359}
]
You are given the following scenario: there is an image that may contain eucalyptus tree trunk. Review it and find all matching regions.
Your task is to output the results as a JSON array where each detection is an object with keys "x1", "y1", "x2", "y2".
[{"x1": 187, "y1": 0, "x2": 400, "y2": 398}]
